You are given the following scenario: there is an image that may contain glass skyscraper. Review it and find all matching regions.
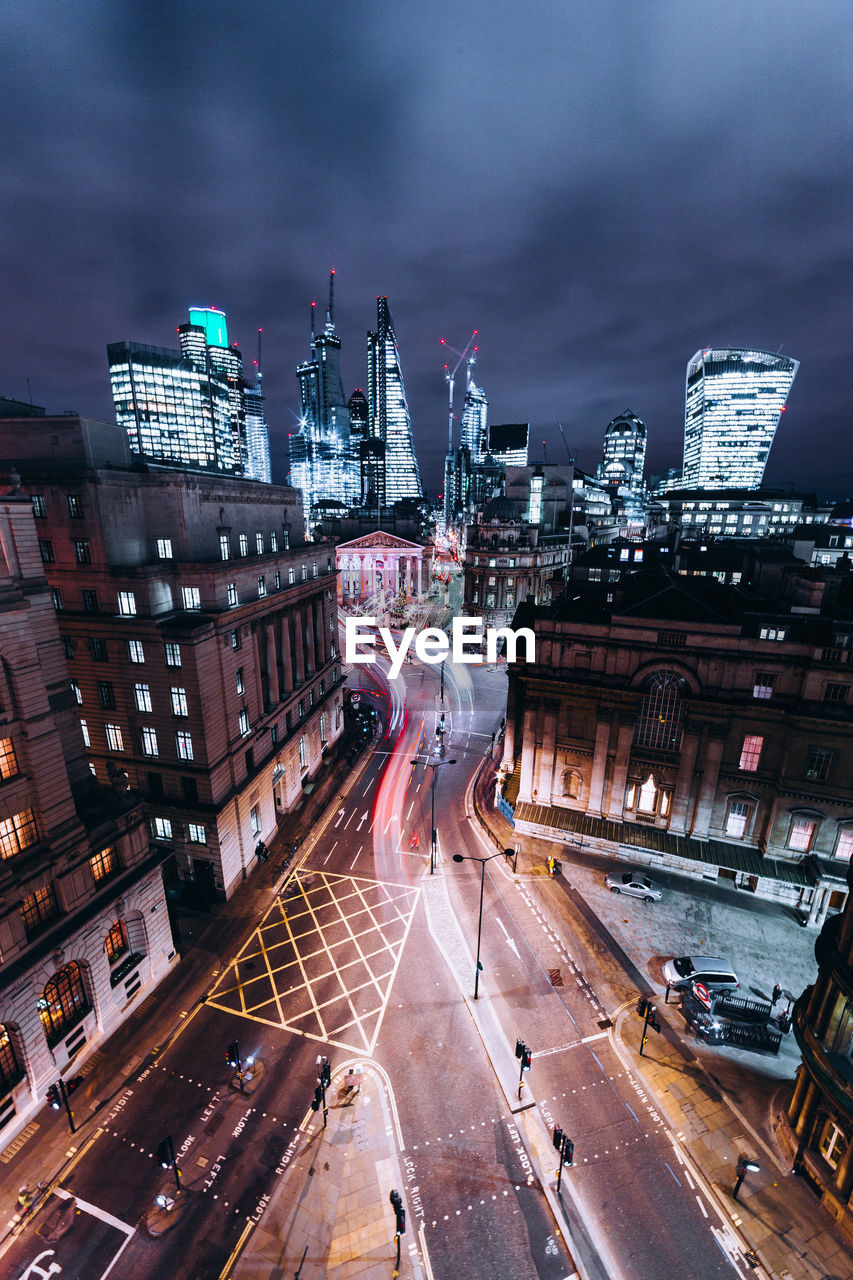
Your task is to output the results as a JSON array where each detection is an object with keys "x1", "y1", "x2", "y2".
[
  {"x1": 367, "y1": 297, "x2": 422, "y2": 505},
  {"x1": 291, "y1": 273, "x2": 360, "y2": 531},
  {"x1": 682, "y1": 348, "x2": 799, "y2": 490},
  {"x1": 459, "y1": 380, "x2": 488, "y2": 461},
  {"x1": 598, "y1": 410, "x2": 646, "y2": 498}
]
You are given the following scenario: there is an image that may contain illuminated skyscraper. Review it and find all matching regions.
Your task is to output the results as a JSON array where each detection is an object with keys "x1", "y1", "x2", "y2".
[
  {"x1": 682, "y1": 348, "x2": 798, "y2": 490},
  {"x1": 367, "y1": 297, "x2": 422, "y2": 505},
  {"x1": 598, "y1": 410, "x2": 646, "y2": 498},
  {"x1": 291, "y1": 272, "x2": 360, "y2": 530},
  {"x1": 459, "y1": 379, "x2": 488, "y2": 461}
]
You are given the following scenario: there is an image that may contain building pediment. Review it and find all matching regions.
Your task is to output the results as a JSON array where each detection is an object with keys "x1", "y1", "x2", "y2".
[{"x1": 336, "y1": 530, "x2": 424, "y2": 552}]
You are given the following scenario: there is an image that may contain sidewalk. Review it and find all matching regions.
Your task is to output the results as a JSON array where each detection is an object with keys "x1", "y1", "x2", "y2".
[
  {"x1": 229, "y1": 1063, "x2": 428, "y2": 1280},
  {"x1": 474, "y1": 760, "x2": 853, "y2": 1280}
]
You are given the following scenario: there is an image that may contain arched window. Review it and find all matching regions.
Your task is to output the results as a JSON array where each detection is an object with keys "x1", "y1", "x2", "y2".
[
  {"x1": 633, "y1": 671, "x2": 686, "y2": 751},
  {"x1": 0, "y1": 1024, "x2": 24, "y2": 1094},
  {"x1": 105, "y1": 919, "x2": 128, "y2": 966},
  {"x1": 38, "y1": 962, "x2": 90, "y2": 1047}
]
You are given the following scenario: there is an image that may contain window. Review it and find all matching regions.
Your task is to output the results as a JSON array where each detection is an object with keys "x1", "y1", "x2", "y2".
[
  {"x1": 105, "y1": 919, "x2": 128, "y2": 965},
  {"x1": 633, "y1": 671, "x2": 686, "y2": 752},
  {"x1": 0, "y1": 738, "x2": 19, "y2": 779},
  {"x1": 819, "y1": 1119, "x2": 848, "y2": 1171},
  {"x1": 238, "y1": 708, "x2": 250, "y2": 736},
  {"x1": 22, "y1": 884, "x2": 59, "y2": 938},
  {"x1": 74, "y1": 540, "x2": 91, "y2": 564},
  {"x1": 753, "y1": 672, "x2": 776, "y2": 700},
  {"x1": 134, "y1": 682, "x2": 152, "y2": 712},
  {"x1": 288, "y1": 567, "x2": 295, "y2": 585},
  {"x1": 637, "y1": 775, "x2": 657, "y2": 813},
  {"x1": 0, "y1": 809, "x2": 39, "y2": 859},
  {"x1": 141, "y1": 726, "x2": 159, "y2": 757},
  {"x1": 182, "y1": 586, "x2": 201, "y2": 610},
  {"x1": 62, "y1": 635, "x2": 74, "y2": 658},
  {"x1": 274, "y1": 570, "x2": 280, "y2": 590},
  {"x1": 32, "y1": 495, "x2": 46, "y2": 518},
  {"x1": 738, "y1": 735, "x2": 763, "y2": 772},
  {"x1": 67, "y1": 496, "x2": 82, "y2": 518},
  {"x1": 38, "y1": 962, "x2": 89, "y2": 1043},
  {"x1": 309, "y1": 689, "x2": 314, "y2": 708},
  {"x1": 789, "y1": 816, "x2": 816, "y2": 852},
  {"x1": 105, "y1": 723, "x2": 124, "y2": 752},
  {"x1": 270, "y1": 531, "x2": 278, "y2": 552},
  {"x1": 188, "y1": 823, "x2": 206, "y2": 844},
  {"x1": 152, "y1": 816, "x2": 172, "y2": 840},
  {"x1": 257, "y1": 575, "x2": 266, "y2": 597},
  {"x1": 90, "y1": 637, "x2": 107, "y2": 661},
  {"x1": 82, "y1": 589, "x2": 99, "y2": 613},
  {"x1": 250, "y1": 805, "x2": 261, "y2": 837},
  {"x1": 282, "y1": 529, "x2": 290, "y2": 550},
  {"x1": 271, "y1": 724, "x2": 278, "y2": 745},
  {"x1": 182, "y1": 776, "x2": 198, "y2": 802},
  {"x1": 256, "y1": 532, "x2": 265, "y2": 554},
  {"x1": 239, "y1": 533, "x2": 248, "y2": 556},
  {"x1": 38, "y1": 539, "x2": 54, "y2": 563},
  {"x1": 319, "y1": 678, "x2": 325, "y2": 696},
  {"x1": 824, "y1": 683, "x2": 848, "y2": 704},
  {"x1": 219, "y1": 533, "x2": 230, "y2": 560},
  {"x1": 301, "y1": 565, "x2": 307, "y2": 582},
  {"x1": 227, "y1": 582, "x2": 238, "y2": 607},
  {"x1": 170, "y1": 687, "x2": 188, "y2": 716},
  {"x1": 759, "y1": 626, "x2": 787, "y2": 641},
  {"x1": 236, "y1": 669, "x2": 244, "y2": 695},
  {"x1": 231, "y1": 629, "x2": 241, "y2": 651},
  {"x1": 297, "y1": 700, "x2": 304, "y2": 719},
  {"x1": 165, "y1": 642, "x2": 181, "y2": 667},
  {"x1": 312, "y1": 562, "x2": 318, "y2": 578},
  {"x1": 97, "y1": 681, "x2": 115, "y2": 710},
  {"x1": 835, "y1": 828, "x2": 853, "y2": 862},
  {"x1": 806, "y1": 748, "x2": 833, "y2": 782},
  {"x1": 156, "y1": 538, "x2": 173, "y2": 559},
  {"x1": 0, "y1": 1024, "x2": 24, "y2": 1095},
  {"x1": 51, "y1": 587, "x2": 62, "y2": 612},
  {"x1": 116, "y1": 590, "x2": 136, "y2": 617},
  {"x1": 298, "y1": 735, "x2": 306, "y2": 769},
  {"x1": 81, "y1": 719, "x2": 90, "y2": 747},
  {"x1": 725, "y1": 799, "x2": 752, "y2": 839},
  {"x1": 320, "y1": 712, "x2": 327, "y2": 744},
  {"x1": 147, "y1": 771, "x2": 163, "y2": 797},
  {"x1": 90, "y1": 846, "x2": 117, "y2": 882},
  {"x1": 176, "y1": 730, "x2": 194, "y2": 760}
]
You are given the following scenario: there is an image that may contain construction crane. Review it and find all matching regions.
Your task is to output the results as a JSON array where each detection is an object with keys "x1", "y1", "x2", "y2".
[{"x1": 440, "y1": 330, "x2": 478, "y2": 455}]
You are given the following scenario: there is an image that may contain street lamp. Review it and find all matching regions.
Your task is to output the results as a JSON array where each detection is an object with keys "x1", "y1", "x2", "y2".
[
  {"x1": 428, "y1": 758, "x2": 456, "y2": 874},
  {"x1": 452, "y1": 850, "x2": 504, "y2": 999}
]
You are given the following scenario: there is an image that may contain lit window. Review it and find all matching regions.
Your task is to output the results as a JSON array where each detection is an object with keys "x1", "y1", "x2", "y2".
[
  {"x1": 165, "y1": 643, "x2": 181, "y2": 667},
  {"x1": 153, "y1": 816, "x2": 172, "y2": 840},
  {"x1": 819, "y1": 1119, "x2": 847, "y2": 1170},
  {"x1": 250, "y1": 805, "x2": 261, "y2": 837},
  {"x1": 231, "y1": 629, "x2": 241, "y2": 651},
  {"x1": 182, "y1": 586, "x2": 201, "y2": 610},
  {"x1": 176, "y1": 730, "x2": 194, "y2": 760},
  {"x1": 134, "y1": 683, "x2": 152, "y2": 712},
  {"x1": 298, "y1": 735, "x2": 306, "y2": 768},
  {"x1": 789, "y1": 816, "x2": 816, "y2": 852},
  {"x1": 156, "y1": 538, "x2": 173, "y2": 559},
  {"x1": 67, "y1": 496, "x2": 82, "y2": 518},
  {"x1": 0, "y1": 809, "x2": 39, "y2": 859},
  {"x1": 90, "y1": 847, "x2": 116, "y2": 882},
  {"x1": 759, "y1": 626, "x2": 787, "y2": 641},
  {"x1": 32, "y1": 495, "x2": 46, "y2": 518},
  {"x1": 726, "y1": 800, "x2": 751, "y2": 839},
  {"x1": 634, "y1": 671, "x2": 685, "y2": 752},
  {"x1": 170, "y1": 687, "x2": 188, "y2": 716},
  {"x1": 219, "y1": 533, "x2": 230, "y2": 560},
  {"x1": 257, "y1": 576, "x2": 266, "y2": 597},
  {"x1": 81, "y1": 719, "x2": 90, "y2": 747},
  {"x1": 236, "y1": 669, "x2": 244, "y2": 696},
  {"x1": 320, "y1": 712, "x2": 327, "y2": 744},
  {"x1": 51, "y1": 587, "x2": 62, "y2": 612},
  {"x1": 738, "y1": 735, "x2": 763, "y2": 772},
  {"x1": 0, "y1": 738, "x2": 20, "y2": 779},
  {"x1": 116, "y1": 590, "x2": 136, "y2": 616},
  {"x1": 227, "y1": 582, "x2": 238, "y2": 606},
  {"x1": 128, "y1": 640, "x2": 145, "y2": 663},
  {"x1": 37, "y1": 960, "x2": 88, "y2": 1041},
  {"x1": 297, "y1": 700, "x2": 304, "y2": 719},
  {"x1": 270, "y1": 531, "x2": 278, "y2": 552},
  {"x1": 301, "y1": 565, "x2": 307, "y2": 581},
  {"x1": 835, "y1": 828, "x2": 853, "y2": 861},
  {"x1": 141, "y1": 726, "x2": 159, "y2": 757},
  {"x1": 105, "y1": 723, "x2": 124, "y2": 751},
  {"x1": 239, "y1": 533, "x2": 248, "y2": 556},
  {"x1": 288, "y1": 568, "x2": 295, "y2": 585},
  {"x1": 38, "y1": 539, "x2": 54, "y2": 563},
  {"x1": 105, "y1": 919, "x2": 128, "y2": 964},
  {"x1": 274, "y1": 570, "x2": 280, "y2": 589},
  {"x1": 637, "y1": 775, "x2": 657, "y2": 813},
  {"x1": 256, "y1": 533, "x2": 265, "y2": 554},
  {"x1": 753, "y1": 672, "x2": 776, "y2": 700},
  {"x1": 312, "y1": 562, "x2": 318, "y2": 578},
  {"x1": 188, "y1": 823, "x2": 206, "y2": 844},
  {"x1": 238, "y1": 708, "x2": 250, "y2": 736}
]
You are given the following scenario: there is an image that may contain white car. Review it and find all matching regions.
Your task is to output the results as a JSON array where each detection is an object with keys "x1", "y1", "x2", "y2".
[{"x1": 604, "y1": 869, "x2": 662, "y2": 902}]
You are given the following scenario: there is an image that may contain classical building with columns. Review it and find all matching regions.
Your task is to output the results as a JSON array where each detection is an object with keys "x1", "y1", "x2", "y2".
[
  {"x1": 500, "y1": 565, "x2": 853, "y2": 920},
  {"x1": 336, "y1": 530, "x2": 432, "y2": 610},
  {"x1": 0, "y1": 415, "x2": 344, "y2": 902},
  {"x1": 462, "y1": 495, "x2": 568, "y2": 628},
  {"x1": 784, "y1": 860, "x2": 853, "y2": 1239},
  {"x1": 0, "y1": 488, "x2": 175, "y2": 1143}
]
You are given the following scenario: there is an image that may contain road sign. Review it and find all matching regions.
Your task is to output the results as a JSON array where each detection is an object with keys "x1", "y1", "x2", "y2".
[
  {"x1": 350, "y1": 693, "x2": 361, "y2": 706},
  {"x1": 693, "y1": 981, "x2": 711, "y2": 1007}
]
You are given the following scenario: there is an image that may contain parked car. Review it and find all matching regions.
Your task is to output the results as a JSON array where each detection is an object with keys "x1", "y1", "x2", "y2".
[
  {"x1": 604, "y1": 869, "x2": 662, "y2": 902},
  {"x1": 662, "y1": 955, "x2": 739, "y2": 993}
]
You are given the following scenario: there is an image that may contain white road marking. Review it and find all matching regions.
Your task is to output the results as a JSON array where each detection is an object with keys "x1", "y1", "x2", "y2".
[
  {"x1": 334, "y1": 808, "x2": 345, "y2": 828},
  {"x1": 695, "y1": 1194, "x2": 708, "y2": 1218},
  {"x1": 406, "y1": 800, "x2": 415, "y2": 820},
  {"x1": 344, "y1": 809, "x2": 356, "y2": 829},
  {"x1": 356, "y1": 812, "x2": 368, "y2": 831},
  {"x1": 580, "y1": 1031, "x2": 608, "y2": 1044},
  {"x1": 53, "y1": 1186, "x2": 134, "y2": 1236},
  {"x1": 495, "y1": 917, "x2": 520, "y2": 959}
]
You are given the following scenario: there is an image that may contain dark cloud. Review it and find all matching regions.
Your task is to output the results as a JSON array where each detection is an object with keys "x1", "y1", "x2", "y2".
[{"x1": 1, "y1": 0, "x2": 851, "y2": 495}]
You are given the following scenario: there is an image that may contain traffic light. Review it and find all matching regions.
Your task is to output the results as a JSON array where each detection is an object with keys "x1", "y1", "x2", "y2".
[
  {"x1": 311, "y1": 1085, "x2": 323, "y2": 1113},
  {"x1": 521, "y1": 1047, "x2": 532, "y2": 1071},
  {"x1": 319, "y1": 1058, "x2": 331, "y2": 1088},
  {"x1": 552, "y1": 1125, "x2": 564, "y2": 1151},
  {"x1": 563, "y1": 1139, "x2": 574, "y2": 1166},
  {"x1": 389, "y1": 1188, "x2": 406, "y2": 1235},
  {"x1": 47, "y1": 1083, "x2": 62, "y2": 1110},
  {"x1": 636, "y1": 997, "x2": 648, "y2": 1018},
  {"x1": 226, "y1": 1041, "x2": 240, "y2": 1070},
  {"x1": 156, "y1": 1138, "x2": 173, "y2": 1169},
  {"x1": 65, "y1": 1075, "x2": 83, "y2": 1095}
]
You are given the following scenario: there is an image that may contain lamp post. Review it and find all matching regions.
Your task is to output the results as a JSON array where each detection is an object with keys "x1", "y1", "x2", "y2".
[
  {"x1": 452, "y1": 850, "x2": 504, "y2": 999},
  {"x1": 428, "y1": 758, "x2": 456, "y2": 874}
]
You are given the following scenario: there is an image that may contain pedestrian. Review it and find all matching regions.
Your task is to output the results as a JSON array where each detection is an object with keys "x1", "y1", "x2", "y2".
[{"x1": 772, "y1": 982, "x2": 782, "y2": 1006}]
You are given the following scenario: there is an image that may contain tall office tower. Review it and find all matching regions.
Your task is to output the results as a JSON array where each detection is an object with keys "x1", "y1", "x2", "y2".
[
  {"x1": 682, "y1": 347, "x2": 799, "y2": 490},
  {"x1": 108, "y1": 306, "x2": 250, "y2": 474},
  {"x1": 367, "y1": 297, "x2": 423, "y2": 505},
  {"x1": 598, "y1": 410, "x2": 646, "y2": 497},
  {"x1": 291, "y1": 272, "x2": 360, "y2": 529},
  {"x1": 244, "y1": 380, "x2": 272, "y2": 483},
  {"x1": 347, "y1": 388, "x2": 373, "y2": 504},
  {"x1": 488, "y1": 423, "x2": 529, "y2": 467},
  {"x1": 459, "y1": 380, "x2": 489, "y2": 461}
]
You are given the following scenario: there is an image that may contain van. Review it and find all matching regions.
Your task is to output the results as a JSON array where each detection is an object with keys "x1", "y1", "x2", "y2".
[{"x1": 662, "y1": 956, "x2": 739, "y2": 993}]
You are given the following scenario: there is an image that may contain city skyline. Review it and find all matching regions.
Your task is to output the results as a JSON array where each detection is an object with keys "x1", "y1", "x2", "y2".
[{"x1": 1, "y1": 2, "x2": 850, "y2": 497}]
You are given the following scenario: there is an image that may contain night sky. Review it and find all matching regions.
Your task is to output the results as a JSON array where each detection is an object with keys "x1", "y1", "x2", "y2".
[{"x1": 2, "y1": 1, "x2": 851, "y2": 496}]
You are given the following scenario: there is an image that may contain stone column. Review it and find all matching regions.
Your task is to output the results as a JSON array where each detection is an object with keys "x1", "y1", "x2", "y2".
[
  {"x1": 517, "y1": 701, "x2": 538, "y2": 804},
  {"x1": 304, "y1": 603, "x2": 316, "y2": 674},
  {"x1": 251, "y1": 627, "x2": 265, "y2": 709},
  {"x1": 690, "y1": 728, "x2": 727, "y2": 838},
  {"x1": 587, "y1": 714, "x2": 612, "y2": 818},
  {"x1": 280, "y1": 614, "x2": 293, "y2": 692},
  {"x1": 502, "y1": 680, "x2": 517, "y2": 770},
  {"x1": 808, "y1": 885, "x2": 829, "y2": 926},
  {"x1": 791, "y1": 1075, "x2": 820, "y2": 1142},
  {"x1": 605, "y1": 715, "x2": 635, "y2": 820},
  {"x1": 266, "y1": 624, "x2": 280, "y2": 705},
  {"x1": 668, "y1": 724, "x2": 701, "y2": 835},
  {"x1": 313, "y1": 596, "x2": 325, "y2": 667},
  {"x1": 294, "y1": 607, "x2": 306, "y2": 684},
  {"x1": 535, "y1": 702, "x2": 558, "y2": 805}
]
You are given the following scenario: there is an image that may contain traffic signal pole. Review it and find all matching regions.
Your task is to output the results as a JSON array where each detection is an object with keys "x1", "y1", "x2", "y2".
[{"x1": 47, "y1": 1078, "x2": 76, "y2": 1134}]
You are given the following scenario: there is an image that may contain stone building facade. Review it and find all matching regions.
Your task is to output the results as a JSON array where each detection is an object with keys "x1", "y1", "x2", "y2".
[
  {"x1": 462, "y1": 496, "x2": 568, "y2": 629},
  {"x1": 0, "y1": 489, "x2": 174, "y2": 1143},
  {"x1": 500, "y1": 567, "x2": 853, "y2": 919},
  {"x1": 336, "y1": 530, "x2": 432, "y2": 611},
  {"x1": 0, "y1": 415, "x2": 344, "y2": 902}
]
